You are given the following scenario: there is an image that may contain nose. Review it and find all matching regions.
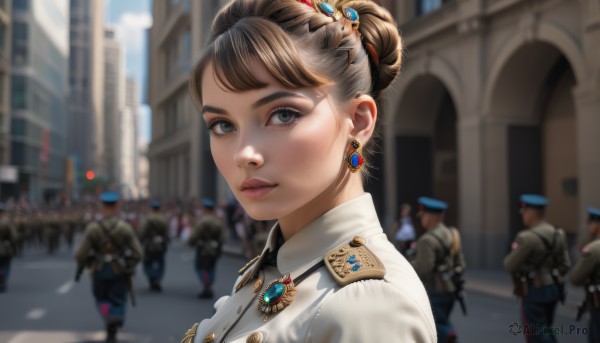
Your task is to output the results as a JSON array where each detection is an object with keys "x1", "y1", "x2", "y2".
[{"x1": 234, "y1": 144, "x2": 264, "y2": 169}]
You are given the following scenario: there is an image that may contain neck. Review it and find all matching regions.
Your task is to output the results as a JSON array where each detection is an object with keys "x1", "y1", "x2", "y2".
[{"x1": 278, "y1": 170, "x2": 364, "y2": 241}]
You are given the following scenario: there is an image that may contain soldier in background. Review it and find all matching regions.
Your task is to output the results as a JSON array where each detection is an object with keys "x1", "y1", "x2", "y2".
[
  {"x1": 64, "y1": 210, "x2": 78, "y2": 252},
  {"x1": 139, "y1": 200, "x2": 169, "y2": 292},
  {"x1": 503, "y1": 194, "x2": 571, "y2": 343},
  {"x1": 188, "y1": 198, "x2": 225, "y2": 299},
  {"x1": 411, "y1": 197, "x2": 466, "y2": 343},
  {"x1": 0, "y1": 203, "x2": 17, "y2": 292},
  {"x1": 570, "y1": 207, "x2": 600, "y2": 343},
  {"x1": 45, "y1": 210, "x2": 62, "y2": 254},
  {"x1": 75, "y1": 192, "x2": 143, "y2": 343}
]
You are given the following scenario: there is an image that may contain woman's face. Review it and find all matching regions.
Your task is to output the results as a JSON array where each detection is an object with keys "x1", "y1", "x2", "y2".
[{"x1": 201, "y1": 62, "x2": 350, "y2": 221}]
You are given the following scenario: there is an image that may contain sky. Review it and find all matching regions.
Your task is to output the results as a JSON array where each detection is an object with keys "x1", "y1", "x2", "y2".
[{"x1": 105, "y1": 0, "x2": 152, "y2": 144}]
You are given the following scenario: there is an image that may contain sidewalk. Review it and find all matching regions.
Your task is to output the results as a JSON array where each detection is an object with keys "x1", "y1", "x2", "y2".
[
  {"x1": 223, "y1": 240, "x2": 585, "y2": 319},
  {"x1": 464, "y1": 269, "x2": 584, "y2": 319}
]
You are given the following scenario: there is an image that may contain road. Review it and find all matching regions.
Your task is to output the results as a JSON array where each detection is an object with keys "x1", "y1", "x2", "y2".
[
  {"x1": 0, "y1": 238, "x2": 591, "y2": 342},
  {"x1": 0, "y1": 240, "x2": 243, "y2": 343}
]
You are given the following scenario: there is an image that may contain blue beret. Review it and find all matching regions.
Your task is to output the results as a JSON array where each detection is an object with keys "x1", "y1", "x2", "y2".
[
  {"x1": 100, "y1": 192, "x2": 119, "y2": 204},
  {"x1": 418, "y1": 197, "x2": 448, "y2": 213},
  {"x1": 201, "y1": 198, "x2": 216, "y2": 208},
  {"x1": 150, "y1": 199, "x2": 161, "y2": 209},
  {"x1": 520, "y1": 194, "x2": 548, "y2": 209},
  {"x1": 588, "y1": 207, "x2": 600, "y2": 222},
  {"x1": 0, "y1": 203, "x2": 5, "y2": 212}
]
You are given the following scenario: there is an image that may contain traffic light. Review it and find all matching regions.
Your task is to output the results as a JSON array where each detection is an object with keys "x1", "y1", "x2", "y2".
[{"x1": 85, "y1": 170, "x2": 95, "y2": 180}]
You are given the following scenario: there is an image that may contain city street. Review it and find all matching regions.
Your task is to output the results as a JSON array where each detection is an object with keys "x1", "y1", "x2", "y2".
[
  {"x1": 0, "y1": 238, "x2": 591, "y2": 343},
  {"x1": 0, "y1": 239, "x2": 244, "y2": 343}
]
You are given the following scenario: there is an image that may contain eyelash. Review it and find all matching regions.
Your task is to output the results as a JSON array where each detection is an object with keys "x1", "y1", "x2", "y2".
[{"x1": 205, "y1": 107, "x2": 302, "y2": 136}]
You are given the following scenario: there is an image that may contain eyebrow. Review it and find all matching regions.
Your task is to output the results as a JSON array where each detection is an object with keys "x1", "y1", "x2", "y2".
[{"x1": 201, "y1": 91, "x2": 304, "y2": 115}]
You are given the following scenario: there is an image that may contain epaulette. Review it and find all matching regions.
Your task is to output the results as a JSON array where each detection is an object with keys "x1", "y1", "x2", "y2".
[
  {"x1": 235, "y1": 255, "x2": 261, "y2": 292},
  {"x1": 324, "y1": 235, "x2": 385, "y2": 287}
]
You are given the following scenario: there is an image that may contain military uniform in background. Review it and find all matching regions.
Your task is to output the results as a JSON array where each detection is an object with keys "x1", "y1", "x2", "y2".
[
  {"x1": 503, "y1": 194, "x2": 571, "y2": 343},
  {"x1": 188, "y1": 199, "x2": 225, "y2": 299},
  {"x1": 139, "y1": 200, "x2": 169, "y2": 292},
  {"x1": 75, "y1": 192, "x2": 143, "y2": 343},
  {"x1": 570, "y1": 207, "x2": 600, "y2": 343},
  {"x1": 64, "y1": 211, "x2": 78, "y2": 251},
  {"x1": 0, "y1": 204, "x2": 17, "y2": 292},
  {"x1": 411, "y1": 197, "x2": 466, "y2": 343},
  {"x1": 45, "y1": 211, "x2": 62, "y2": 254}
]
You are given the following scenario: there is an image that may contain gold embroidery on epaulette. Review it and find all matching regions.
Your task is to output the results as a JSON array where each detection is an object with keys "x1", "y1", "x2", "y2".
[
  {"x1": 324, "y1": 236, "x2": 385, "y2": 286},
  {"x1": 180, "y1": 322, "x2": 199, "y2": 343},
  {"x1": 239, "y1": 255, "x2": 260, "y2": 275}
]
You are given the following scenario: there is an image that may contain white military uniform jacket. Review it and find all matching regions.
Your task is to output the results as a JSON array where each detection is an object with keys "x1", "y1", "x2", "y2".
[{"x1": 185, "y1": 194, "x2": 436, "y2": 343}]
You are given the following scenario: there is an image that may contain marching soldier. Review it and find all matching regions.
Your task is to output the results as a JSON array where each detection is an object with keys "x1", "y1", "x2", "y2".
[
  {"x1": 188, "y1": 198, "x2": 225, "y2": 299},
  {"x1": 45, "y1": 211, "x2": 62, "y2": 254},
  {"x1": 75, "y1": 192, "x2": 143, "y2": 343},
  {"x1": 411, "y1": 197, "x2": 466, "y2": 343},
  {"x1": 504, "y1": 194, "x2": 571, "y2": 343},
  {"x1": 570, "y1": 207, "x2": 600, "y2": 343},
  {"x1": 0, "y1": 203, "x2": 17, "y2": 292},
  {"x1": 139, "y1": 200, "x2": 169, "y2": 292}
]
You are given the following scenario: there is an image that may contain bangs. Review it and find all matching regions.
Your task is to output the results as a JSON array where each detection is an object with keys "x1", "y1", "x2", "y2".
[{"x1": 190, "y1": 17, "x2": 330, "y2": 107}]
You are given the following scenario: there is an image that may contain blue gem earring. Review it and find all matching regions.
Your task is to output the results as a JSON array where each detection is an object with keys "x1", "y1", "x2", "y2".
[{"x1": 347, "y1": 139, "x2": 364, "y2": 173}]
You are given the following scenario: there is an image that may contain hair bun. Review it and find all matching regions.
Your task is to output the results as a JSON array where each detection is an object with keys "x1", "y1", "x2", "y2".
[{"x1": 343, "y1": 1, "x2": 403, "y2": 92}]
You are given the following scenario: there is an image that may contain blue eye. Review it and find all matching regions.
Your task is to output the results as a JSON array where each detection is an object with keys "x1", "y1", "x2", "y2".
[
  {"x1": 207, "y1": 120, "x2": 235, "y2": 136},
  {"x1": 268, "y1": 108, "x2": 300, "y2": 126}
]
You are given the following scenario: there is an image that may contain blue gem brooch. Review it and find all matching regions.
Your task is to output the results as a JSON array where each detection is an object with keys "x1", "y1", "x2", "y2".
[{"x1": 257, "y1": 274, "x2": 296, "y2": 320}]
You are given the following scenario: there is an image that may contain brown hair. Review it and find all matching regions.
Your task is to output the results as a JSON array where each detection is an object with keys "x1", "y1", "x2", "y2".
[{"x1": 189, "y1": 0, "x2": 403, "y2": 167}]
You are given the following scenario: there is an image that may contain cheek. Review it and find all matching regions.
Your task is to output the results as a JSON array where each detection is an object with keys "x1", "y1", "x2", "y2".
[{"x1": 278, "y1": 117, "x2": 342, "y2": 174}]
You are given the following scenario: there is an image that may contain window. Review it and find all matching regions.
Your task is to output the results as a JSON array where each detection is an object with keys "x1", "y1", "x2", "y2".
[
  {"x1": 12, "y1": 118, "x2": 26, "y2": 136},
  {"x1": 0, "y1": 73, "x2": 4, "y2": 107},
  {"x1": 417, "y1": 0, "x2": 450, "y2": 16},
  {"x1": 0, "y1": 23, "x2": 5, "y2": 55},
  {"x1": 181, "y1": 29, "x2": 191, "y2": 74},
  {"x1": 12, "y1": 22, "x2": 29, "y2": 66},
  {"x1": 12, "y1": 76, "x2": 26, "y2": 109},
  {"x1": 13, "y1": 0, "x2": 28, "y2": 11},
  {"x1": 11, "y1": 142, "x2": 25, "y2": 166}
]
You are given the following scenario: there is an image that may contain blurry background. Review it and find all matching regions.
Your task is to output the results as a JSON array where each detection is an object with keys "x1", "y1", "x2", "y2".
[{"x1": 0, "y1": 0, "x2": 598, "y2": 342}]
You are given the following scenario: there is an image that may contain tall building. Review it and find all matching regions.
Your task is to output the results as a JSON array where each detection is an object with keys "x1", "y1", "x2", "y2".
[
  {"x1": 10, "y1": 0, "x2": 70, "y2": 203},
  {"x1": 0, "y1": 0, "x2": 11, "y2": 166},
  {"x1": 147, "y1": 0, "x2": 212, "y2": 199},
  {"x1": 382, "y1": 0, "x2": 600, "y2": 267},
  {"x1": 67, "y1": 0, "x2": 104, "y2": 182},
  {"x1": 103, "y1": 27, "x2": 124, "y2": 186},
  {"x1": 120, "y1": 77, "x2": 140, "y2": 199}
]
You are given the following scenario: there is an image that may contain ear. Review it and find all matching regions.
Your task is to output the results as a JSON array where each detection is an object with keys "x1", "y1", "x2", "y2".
[{"x1": 347, "y1": 94, "x2": 377, "y2": 143}]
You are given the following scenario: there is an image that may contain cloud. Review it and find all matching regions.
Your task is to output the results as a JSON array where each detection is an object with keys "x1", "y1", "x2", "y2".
[{"x1": 114, "y1": 12, "x2": 152, "y2": 54}]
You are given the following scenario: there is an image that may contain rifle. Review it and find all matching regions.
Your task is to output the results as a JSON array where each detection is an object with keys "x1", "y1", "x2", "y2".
[
  {"x1": 511, "y1": 271, "x2": 529, "y2": 298},
  {"x1": 127, "y1": 275, "x2": 136, "y2": 307},
  {"x1": 576, "y1": 297, "x2": 588, "y2": 322},
  {"x1": 552, "y1": 268, "x2": 567, "y2": 305},
  {"x1": 75, "y1": 236, "x2": 100, "y2": 282},
  {"x1": 453, "y1": 273, "x2": 468, "y2": 315},
  {"x1": 75, "y1": 249, "x2": 96, "y2": 282}
]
